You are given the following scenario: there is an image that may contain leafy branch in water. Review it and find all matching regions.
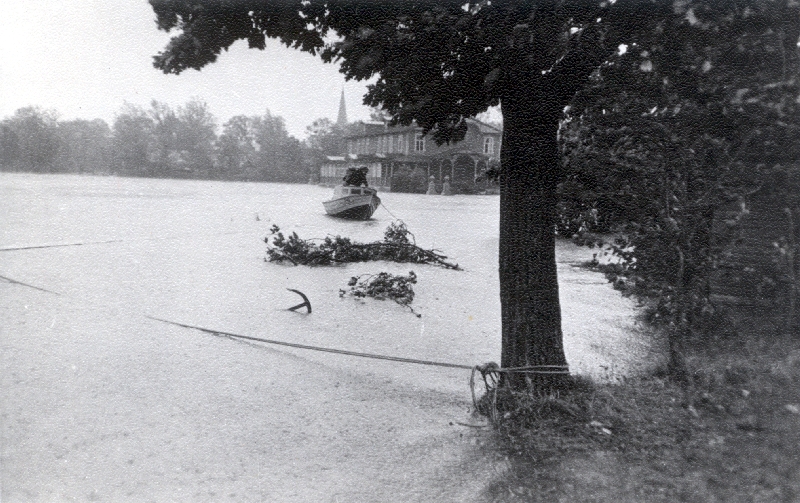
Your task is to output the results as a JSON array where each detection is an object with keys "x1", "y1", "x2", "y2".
[
  {"x1": 264, "y1": 222, "x2": 461, "y2": 270},
  {"x1": 339, "y1": 271, "x2": 421, "y2": 317}
]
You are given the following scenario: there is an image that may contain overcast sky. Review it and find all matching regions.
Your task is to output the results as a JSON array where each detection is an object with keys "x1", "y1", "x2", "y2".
[{"x1": 0, "y1": 1, "x2": 374, "y2": 139}]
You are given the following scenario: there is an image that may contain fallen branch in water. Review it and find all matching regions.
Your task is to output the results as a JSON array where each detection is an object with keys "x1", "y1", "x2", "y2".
[
  {"x1": 264, "y1": 222, "x2": 461, "y2": 270},
  {"x1": 339, "y1": 271, "x2": 421, "y2": 317}
]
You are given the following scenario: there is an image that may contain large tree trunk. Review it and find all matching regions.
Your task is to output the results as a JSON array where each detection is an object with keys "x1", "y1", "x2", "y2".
[{"x1": 499, "y1": 78, "x2": 569, "y2": 392}]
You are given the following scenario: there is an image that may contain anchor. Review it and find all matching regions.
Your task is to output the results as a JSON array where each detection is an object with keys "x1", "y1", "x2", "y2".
[{"x1": 286, "y1": 288, "x2": 312, "y2": 313}]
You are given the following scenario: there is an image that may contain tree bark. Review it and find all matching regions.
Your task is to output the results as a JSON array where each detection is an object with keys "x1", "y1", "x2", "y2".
[{"x1": 499, "y1": 77, "x2": 569, "y2": 392}]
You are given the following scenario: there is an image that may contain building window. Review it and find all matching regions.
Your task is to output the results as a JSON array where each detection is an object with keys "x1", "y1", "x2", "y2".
[
  {"x1": 387, "y1": 135, "x2": 394, "y2": 153},
  {"x1": 414, "y1": 133, "x2": 425, "y2": 152},
  {"x1": 484, "y1": 137, "x2": 494, "y2": 155}
]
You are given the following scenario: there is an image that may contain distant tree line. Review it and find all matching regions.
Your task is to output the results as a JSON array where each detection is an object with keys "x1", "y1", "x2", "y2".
[{"x1": 0, "y1": 99, "x2": 342, "y2": 183}]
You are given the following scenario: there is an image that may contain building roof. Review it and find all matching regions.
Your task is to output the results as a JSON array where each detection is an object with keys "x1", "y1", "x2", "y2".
[
  {"x1": 344, "y1": 117, "x2": 501, "y2": 139},
  {"x1": 469, "y1": 118, "x2": 503, "y2": 134},
  {"x1": 323, "y1": 151, "x2": 494, "y2": 164}
]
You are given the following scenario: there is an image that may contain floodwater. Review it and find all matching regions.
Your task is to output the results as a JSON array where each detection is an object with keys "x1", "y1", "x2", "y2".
[{"x1": 0, "y1": 173, "x2": 660, "y2": 502}]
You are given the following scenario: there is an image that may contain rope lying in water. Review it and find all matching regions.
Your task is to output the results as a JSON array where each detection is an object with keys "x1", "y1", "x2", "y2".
[
  {"x1": 380, "y1": 202, "x2": 402, "y2": 221},
  {"x1": 1, "y1": 273, "x2": 570, "y2": 410},
  {"x1": 144, "y1": 315, "x2": 474, "y2": 370},
  {"x1": 0, "y1": 239, "x2": 123, "y2": 252},
  {"x1": 0, "y1": 274, "x2": 63, "y2": 295},
  {"x1": 0, "y1": 272, "x2": 479, "y2": 370},
  {"x1": 146, "y1": 316, "x2": 569, "y2": 376},
  {"x1": 0, "y1": 231, "x2": 245, "y2": 252}
]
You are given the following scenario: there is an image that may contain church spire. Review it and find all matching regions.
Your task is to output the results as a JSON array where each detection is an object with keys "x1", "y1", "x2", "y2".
[{"x1": 336, "y1": 88, "x2": 348, "y2": 125}]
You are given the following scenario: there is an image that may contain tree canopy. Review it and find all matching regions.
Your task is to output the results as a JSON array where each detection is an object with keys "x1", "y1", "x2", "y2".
[{"x1": 151, "y1": 1, "x2": 656, "y2": 142}]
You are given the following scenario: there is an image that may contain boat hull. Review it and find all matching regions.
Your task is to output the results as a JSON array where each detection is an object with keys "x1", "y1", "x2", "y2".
[{"x1": 323, "y1": 193, "x2": 381, "y2": 220}]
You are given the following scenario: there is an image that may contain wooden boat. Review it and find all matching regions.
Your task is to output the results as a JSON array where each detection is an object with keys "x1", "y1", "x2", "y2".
[{"x1": 323, "y1": 185, "x2": 381, "y2": 220}]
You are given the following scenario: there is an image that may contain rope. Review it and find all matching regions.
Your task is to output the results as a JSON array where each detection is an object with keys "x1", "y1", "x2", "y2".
[
  {"x1": 1, "y1": 273, "x2": 570, "y2": 409},
  {"x1": 0, "y1": 239, "x2": 123, "y2": 252},
  {"x1": 0, "y1": 273, "x2": 478, "y2": 370},
  {"x1": 0, "y1": 274, "x2": 63, "y2": 295},
  {"x1": 150, "y1": 316, "x2": 570, "y2": 379},
  {"x1": 469, "y1": 361, "x2": 570, "y2": 423},
  {"x1": 0, "y1": 231, "x2": 245, "y2": 252},
  {"x1": 380, "y1": 202, "x2": 402, "y2": 221},
  {"x1": 144, "y1": 315, "x2": 474, "y2": 370}
]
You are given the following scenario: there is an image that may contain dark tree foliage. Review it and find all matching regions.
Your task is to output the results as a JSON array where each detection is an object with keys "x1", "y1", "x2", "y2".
[
  {"x1": 150, "y1": 0, "x2": 786, "y2": 390},
  {"x1": 390, "y1": 165, "x2": 429, "y2": 194},
  {"x1": 560, "y1": 2, "x2": 800, "y2": 376}
]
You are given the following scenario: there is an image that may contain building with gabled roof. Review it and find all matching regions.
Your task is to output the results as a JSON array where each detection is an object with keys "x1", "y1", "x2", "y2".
[{"x1": 319, "y1": 118, "x2": 501, "y2": 193}]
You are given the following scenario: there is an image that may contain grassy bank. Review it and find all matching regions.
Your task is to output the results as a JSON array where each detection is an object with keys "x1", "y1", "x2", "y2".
[{"x1": 482, "y1": 312, "x2": 800, "y2": 502}]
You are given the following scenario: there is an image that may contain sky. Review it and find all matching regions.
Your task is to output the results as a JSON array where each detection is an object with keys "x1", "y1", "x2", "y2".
[{"x1": 0, "y1": 1, "x2": 374, "y2": 139}]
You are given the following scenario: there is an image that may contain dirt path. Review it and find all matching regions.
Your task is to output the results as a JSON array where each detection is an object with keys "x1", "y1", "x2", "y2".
[{"x1": 1, "y1": 282, "x2": 502, "y2": 502}]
